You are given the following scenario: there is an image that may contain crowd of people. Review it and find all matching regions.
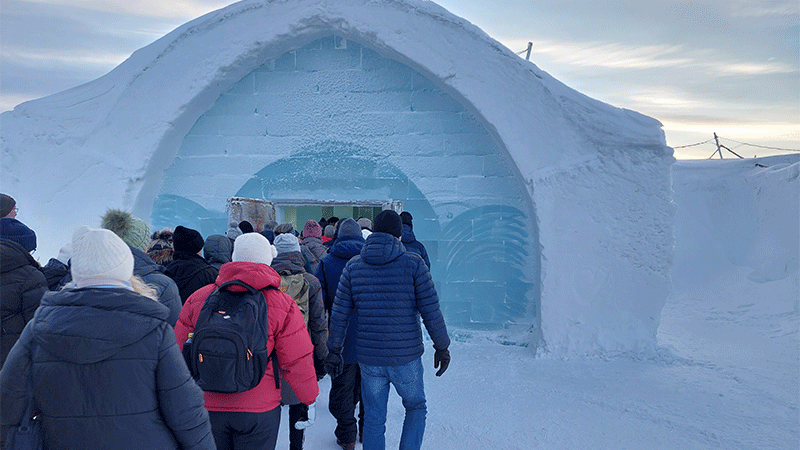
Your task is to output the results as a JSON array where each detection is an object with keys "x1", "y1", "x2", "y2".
[{"x1": 0, "y1": 193, "x2": 451, "y2": 450}]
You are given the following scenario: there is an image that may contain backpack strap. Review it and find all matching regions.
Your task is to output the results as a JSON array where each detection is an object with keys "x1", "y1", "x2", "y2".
[
  {"x1": 262, "y1": 284, "x2": 281, "y2": 390},
  {"x1": 218, "y1": 279, "x2": 258, "y2": 293},
  {"x1": 269, "y1": 347, "x2": 280, "y2": 390}
]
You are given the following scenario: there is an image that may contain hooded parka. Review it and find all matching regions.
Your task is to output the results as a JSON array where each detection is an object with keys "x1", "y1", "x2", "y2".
[
  {"x1": 328, "y1": 232, "x2": 449, "y2": 367},
  {"x1": 0, "y1": 286, "x2": 215, "y2": 450}
]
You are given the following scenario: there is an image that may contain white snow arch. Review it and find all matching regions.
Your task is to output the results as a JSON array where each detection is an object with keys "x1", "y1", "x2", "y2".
[
  {"x1": 0, "y1": 0, "x2": 675, "y2": 357},
  {"x1": 152, "y1": 33, "x2": 542, "y2": 338}
]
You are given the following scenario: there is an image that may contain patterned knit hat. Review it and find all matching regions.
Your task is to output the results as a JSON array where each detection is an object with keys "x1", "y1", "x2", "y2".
[
  {"x1": 70, "y1": 226, "x2": 134, "y2": 288},
  {"x1": 101, "y1": 209, "x2": 151, "y2": 252},
  {"x1": 357, "y1": 217, "x2": 372, "y2": 230},
  {"x1": 302, "y1": 220, "x2": 322, "y2": 238},
  {"x1": 146, "y1": 228, "x2": 174, "y2": 265}
]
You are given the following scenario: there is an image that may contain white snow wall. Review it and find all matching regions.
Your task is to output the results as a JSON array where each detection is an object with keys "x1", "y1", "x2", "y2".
[{"x1": 0, "y1": 0, "x2": 673, "y2": 358}]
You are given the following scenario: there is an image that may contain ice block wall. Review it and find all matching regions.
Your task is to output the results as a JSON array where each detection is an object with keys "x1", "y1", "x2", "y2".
[{"x1": 153, "y1": 36, "x2": 540, "y2": 336}]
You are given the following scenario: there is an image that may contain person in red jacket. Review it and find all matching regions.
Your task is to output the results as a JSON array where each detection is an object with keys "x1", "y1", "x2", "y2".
[{"x1": 175, "y1": 232, "x2": 319, "y2": 450}]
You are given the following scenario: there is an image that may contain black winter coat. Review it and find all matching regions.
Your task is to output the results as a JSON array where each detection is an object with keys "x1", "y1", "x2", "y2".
[
  {"x1": 165, "y1": 251, "x2": 219, "y2": 304},
  {"x1": 0, "y1": 239, "x2": 46, "y2": 367},
  {"x1": 0, "y1": 287, "x2": 215, "y2": 450},
  {"x1": 41, "y1": 258, "x2": 69, "y2": 291}
]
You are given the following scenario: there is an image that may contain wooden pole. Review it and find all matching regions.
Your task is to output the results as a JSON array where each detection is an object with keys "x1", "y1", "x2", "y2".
[{"x1": 713, "y1": 133, "x2": 723, "y2": 159}]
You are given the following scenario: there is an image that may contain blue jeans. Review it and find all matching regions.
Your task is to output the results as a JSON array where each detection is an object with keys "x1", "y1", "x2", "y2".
[{"x1": 359, "y1": 358, "x2": 427, "y2": 450}]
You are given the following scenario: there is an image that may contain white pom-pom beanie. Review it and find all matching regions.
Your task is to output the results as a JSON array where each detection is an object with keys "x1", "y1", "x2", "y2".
[
  {"x1": 70, "y1": 226, "x2": 134, "y2": 288},
  {"x1": 232, "y1": 232, "x2": 277, "y2": 266}
]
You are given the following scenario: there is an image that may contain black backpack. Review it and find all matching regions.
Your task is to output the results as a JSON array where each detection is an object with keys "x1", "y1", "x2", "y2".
[{"x1": 183, "y1": 280, "x2": 279, "y2": 393}]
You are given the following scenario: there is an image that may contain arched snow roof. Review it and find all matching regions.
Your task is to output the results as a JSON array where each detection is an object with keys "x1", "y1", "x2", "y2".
[
  {"x1": 0, "y1": 0, "x2": 674, "y2": 358},
  {"x1": 1, "y1": 0, "x2": 665, "y2": 220}
]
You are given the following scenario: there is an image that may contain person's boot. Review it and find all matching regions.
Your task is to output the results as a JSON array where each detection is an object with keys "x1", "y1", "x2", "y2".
[{"x1": 336, "y1": 439, "x2": 356, "y2": 450}]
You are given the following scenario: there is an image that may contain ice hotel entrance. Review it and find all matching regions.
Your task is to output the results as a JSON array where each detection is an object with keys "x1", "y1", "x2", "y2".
[
  {"x1": 226, "y1": 197, "x2": 399, "y2": 233},
  {"x1": 150, "y1": 35, "x2": 541, "y2": 341}
]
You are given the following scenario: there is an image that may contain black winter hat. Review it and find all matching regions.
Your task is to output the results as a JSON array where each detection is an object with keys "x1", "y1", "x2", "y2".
[
  {"x1": 238, "y1": 220, "x2": 254, "y2": 234},
  {"x1": 400, "y1": 211, "x2": 413, "y2": 229},
  {"x1": 373, "y1": 210, "x2": 403, "y2": 238},
  {"x1": 173, "y1": 225, "x2": 204, "y2": 254}
]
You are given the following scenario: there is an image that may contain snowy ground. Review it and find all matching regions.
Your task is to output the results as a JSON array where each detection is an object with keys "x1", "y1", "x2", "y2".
[{"x1": 277, "y1": 156, "x2": 799, "y2": 449}]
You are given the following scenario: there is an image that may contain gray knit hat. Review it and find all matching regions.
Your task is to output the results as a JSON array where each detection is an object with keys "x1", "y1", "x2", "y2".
[
  {"x1": 273, "y1": 233, "x2": 301, "y2": 254},
  {"x1": 338, "y1": 218, "x2": 363, "y2": 238}
]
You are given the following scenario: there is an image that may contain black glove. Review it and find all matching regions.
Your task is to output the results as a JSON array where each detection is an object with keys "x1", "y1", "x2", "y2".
[
  {"x1": 324, "y1": 350, "x2": 343, "y2": 379},
  {"x1": 314, "y1": 355, "x2": 326, "y2": 381},
  {"x1": 434, "y1": 348, "x2": 450, "y2": 377}
]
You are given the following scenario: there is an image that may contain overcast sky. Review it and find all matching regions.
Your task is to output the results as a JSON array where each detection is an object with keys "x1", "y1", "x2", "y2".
[{"x1": 1, "y1": 0, "x2": 797, "y2": 159}]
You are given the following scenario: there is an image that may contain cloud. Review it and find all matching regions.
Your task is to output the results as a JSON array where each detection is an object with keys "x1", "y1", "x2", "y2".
[
  {"x1": 517, "y1": 38, "x2": 796, "y2": 76},
  {"x1": 730, "y1": 1, "x2": 800, "y2": 18},
  {"x1": 528, "y1": 40, "x2": 692, "y2": 70},
  {"x1": 2, "y1": 46, "x2": 130, "y2": 70},
  {"x1": 11, "y1": 0, "x2": 231, "y2": 20}
]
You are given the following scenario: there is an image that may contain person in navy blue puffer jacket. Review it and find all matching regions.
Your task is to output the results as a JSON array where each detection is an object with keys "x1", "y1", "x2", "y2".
[
  {"x1": 325, "y1": 210, "x2": 450, "y2": 450},
  {"x1": 0, "y1": 226, "x2": 215, "y2": 450},
  {"x1": 399, "y1": 211, "x2": 431, "y2": 268},
  {"x1": 313, "y1": 218, "x2": 365, "y2": 448}
]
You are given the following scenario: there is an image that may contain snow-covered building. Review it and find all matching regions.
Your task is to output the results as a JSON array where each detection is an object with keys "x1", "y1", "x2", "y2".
[{"x1": 0, "y1": 0, "x2": 674, "y2": 357}]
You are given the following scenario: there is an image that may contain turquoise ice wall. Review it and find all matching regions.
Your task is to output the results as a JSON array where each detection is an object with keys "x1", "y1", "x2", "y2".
[{"x1": 153, "y1": 36, "x2": 540, "y2": 332}]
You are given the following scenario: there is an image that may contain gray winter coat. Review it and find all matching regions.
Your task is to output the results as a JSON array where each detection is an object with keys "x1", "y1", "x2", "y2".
[
  {"x1": 271, "y1": 251, "x2": 327, "y2": 405},
  {"x1": 300, "y1": 237, "x2": 328, "y2": 274}
]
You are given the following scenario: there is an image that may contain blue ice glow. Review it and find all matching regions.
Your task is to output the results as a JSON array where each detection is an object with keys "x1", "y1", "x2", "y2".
[{"x1": 153, "y1": 36, "x2": 540, "y2": 332}]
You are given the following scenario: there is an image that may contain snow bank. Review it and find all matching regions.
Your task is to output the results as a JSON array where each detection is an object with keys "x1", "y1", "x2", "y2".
[{"x1": 672, "y1": 154, "x2": 799, "y2": 290}]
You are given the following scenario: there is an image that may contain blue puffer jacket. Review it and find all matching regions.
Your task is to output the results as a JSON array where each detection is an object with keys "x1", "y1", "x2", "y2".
[
  {"x1": 328, "y1": 232, "x2": 449, "y2": 367},
  {"x1": 0, "y1": 287, "x2": 215, "y2": 450},
  {"x1": 401, "y1": 224, "x2": 431, "y2": 268},
  {"x1": 314, "y1": 234, "x2": 364, "y2": 364}
]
